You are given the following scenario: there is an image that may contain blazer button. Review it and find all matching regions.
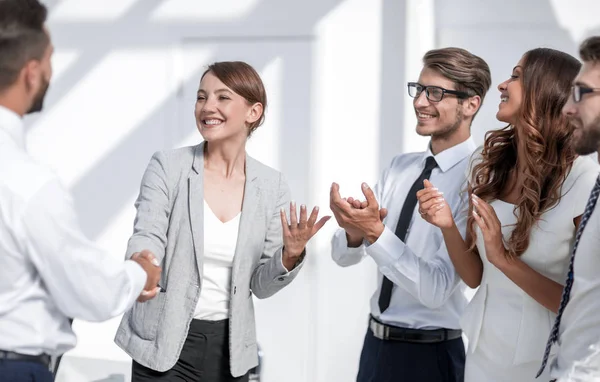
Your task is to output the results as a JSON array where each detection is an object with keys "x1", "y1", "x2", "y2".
[{"x1": 278, "y1": 277, "x2": 285, "y2": 281}]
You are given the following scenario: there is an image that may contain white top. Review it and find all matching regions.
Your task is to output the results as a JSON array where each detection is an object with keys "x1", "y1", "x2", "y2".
[
  {"x1": 194, "y1": 200, "x2": 240, "y2": 320},
  {"x1": 553, "y1": 171, "x2": 600, "y2": 379},
  {"x1": 0, "y1": 105, "x2": 147, "y2": 356},
  {"x1": 460, "y1": 156, "x2": 599, "y2": 367},
  {"x1": 331, "y1": 137, "x2": 477, "y2": 329}
]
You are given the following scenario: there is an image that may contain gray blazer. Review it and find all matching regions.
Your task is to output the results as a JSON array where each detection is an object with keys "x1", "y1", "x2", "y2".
[{"x1": 115, "y1": 142, "x2": 304, "y2": 377}]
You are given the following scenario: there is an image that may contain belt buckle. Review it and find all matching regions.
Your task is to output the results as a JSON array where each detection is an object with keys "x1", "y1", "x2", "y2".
[{"x1": 371, "y1": 320, "x2": 389, "y2": 340}]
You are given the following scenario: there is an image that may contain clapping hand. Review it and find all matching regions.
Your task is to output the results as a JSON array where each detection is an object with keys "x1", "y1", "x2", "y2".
[
  {"x1": 471, "y1": 194, "x2": 507, "y2": 267},
  {"x1": 416, "y1": 179, "x2": 453, "y2": 228},
  {"x1": 330, "y1": 182, "x2": 386, "y2": 244}
]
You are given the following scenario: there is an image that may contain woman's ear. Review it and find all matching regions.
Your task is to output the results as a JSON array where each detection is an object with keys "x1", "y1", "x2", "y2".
[{"x1": 246, "y1": 102, "x2": 264, "y2": 124}]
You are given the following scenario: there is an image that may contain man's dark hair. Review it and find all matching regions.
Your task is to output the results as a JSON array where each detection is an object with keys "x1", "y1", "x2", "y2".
[
  {"x1": 579, "y1": 36, "x2": 600, "y2": 63},
  {"x1": 0, "y1": 0, "x2": 48, "y2": 91}
]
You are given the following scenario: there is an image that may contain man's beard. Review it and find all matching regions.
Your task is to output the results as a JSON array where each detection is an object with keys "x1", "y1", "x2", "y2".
[
  {"x1": 573, "y1": 114, "x2": 600, "y2": 156},
  {"x1": 27, "y1": 78, "x2": 49, "y2": 114},
  {"x1": 427, "y1": 106, "x2": 463, "y2": 140}
]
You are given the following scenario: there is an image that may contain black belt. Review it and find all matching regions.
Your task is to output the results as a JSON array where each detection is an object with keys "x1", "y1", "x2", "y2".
[
  {"x1": 369, "y1": 316, "x2": 462, "y2": 343},
  {"x1": 0, "y1": 350, "x2": 51, "y2": 368}
]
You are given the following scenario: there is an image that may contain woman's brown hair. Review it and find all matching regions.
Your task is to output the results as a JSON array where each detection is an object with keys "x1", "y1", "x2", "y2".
[{"x1": 466, "y1": 48, "x2": 581, "y2": 257}]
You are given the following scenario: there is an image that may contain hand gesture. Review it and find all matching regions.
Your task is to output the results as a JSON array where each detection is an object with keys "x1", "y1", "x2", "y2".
[
  {"x1": 131, "y1": 249, "x2": 162, "y2": 302},
  {"x1": 280, "y1": 202, "x2": 331, "y2": 268},
  {"x1": 345, "y1": 196, "x2": 388, "y2": 221},
  {"x1": 330, "y1": 182, "x2": 384, "y2": 244},
  {"x1": 416, "y1": 179, "x2": 453, "y2": 228},
  {"x1": 471, "y1": 194, "x2": 507, "y2": 267}
]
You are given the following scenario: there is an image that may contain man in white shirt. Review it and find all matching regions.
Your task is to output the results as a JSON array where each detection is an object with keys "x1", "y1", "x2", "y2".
[
  {"x1": 0, "y1": 1, "x2": 161, "y2": 381},
  {"x1": 542, "y1": 36, "x2": 600, "y2": 382},
  {"x1": 330, "y1": 48, "x2": 491, "y2": 382}
]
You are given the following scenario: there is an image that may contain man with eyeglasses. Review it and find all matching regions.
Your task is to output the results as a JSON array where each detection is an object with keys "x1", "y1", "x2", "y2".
[
  {"x1": 539, "y1": 36, "x2": 600, "y2": 382},
  {"x1": 329, "y1": 47, "x2": 491, "y2": 382}
]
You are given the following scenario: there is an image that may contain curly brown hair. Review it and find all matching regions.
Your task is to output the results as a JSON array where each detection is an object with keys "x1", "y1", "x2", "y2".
[{"x1": 466, "y1": 48, "x2": 581, "y2": 258}]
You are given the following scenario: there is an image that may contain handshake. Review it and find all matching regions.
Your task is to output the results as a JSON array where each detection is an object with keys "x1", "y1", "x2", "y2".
[{"x1": 130, "y1": 250, "x2": 162, "y2": 302}]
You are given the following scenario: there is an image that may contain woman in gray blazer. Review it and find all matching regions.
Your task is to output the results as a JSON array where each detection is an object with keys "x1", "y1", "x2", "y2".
[{"x1": 115, "y1": 61, "x2": 329, "y2": 382}]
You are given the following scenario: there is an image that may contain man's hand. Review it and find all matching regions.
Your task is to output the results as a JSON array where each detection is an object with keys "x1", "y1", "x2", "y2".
[
  {"x1": 346, "y1": 195, "x2": 388, "y2": 221},
  {"x1": 131, "y1": 250, "x2": 162, "y2": 302},
  {"x1": 330, "y1": 182, "x2": 385, "y2": 244}
]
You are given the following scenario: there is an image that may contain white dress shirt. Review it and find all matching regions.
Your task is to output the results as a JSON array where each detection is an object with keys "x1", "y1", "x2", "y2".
[
  {"x1": 194, "y1": 200, "x2": 240, "y2": 320},
  {"x1": 553, "y1": 171, "x2": 600, "y2": 379},
  {"x1": 331, "y1": 137, "x2": 476, "y2": 329},
  {"x1": 0, "y1": 105, "x2": 147, "y2": 356}
]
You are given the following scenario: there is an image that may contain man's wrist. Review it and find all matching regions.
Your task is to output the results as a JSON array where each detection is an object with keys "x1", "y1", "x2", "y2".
[
  {"x1": 364, "y1": 222, "x2": 385, "y2": 244},
  {"x1": 346, "y1": 232, "x2": 363, "y2": 248}
]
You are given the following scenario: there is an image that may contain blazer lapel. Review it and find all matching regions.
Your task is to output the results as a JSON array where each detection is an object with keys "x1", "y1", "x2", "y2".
[
  {"x1": 188, "y1": 142, "x2": 205, "y2": 279},
  {"x1": 231, "y1": 156, "x2": 260, "y2": 287}
]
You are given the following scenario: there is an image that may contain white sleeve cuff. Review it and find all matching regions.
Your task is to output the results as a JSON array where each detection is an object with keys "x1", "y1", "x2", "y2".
[
  {"x1": 339, "y1": 232, "x2": 367, "y2": 253},
  {"x1": 123, "y1": 260, "x2": 148, "y2": 310},
  {"x1": 366, "y1": 226, "x2": 405, "y2": 267}
]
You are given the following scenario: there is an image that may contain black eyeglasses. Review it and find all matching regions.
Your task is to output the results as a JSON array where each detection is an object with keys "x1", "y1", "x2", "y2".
[
  {"x1": 571, "y1": 84, "x2": 600, "y2": 103},
  {"x1": 407, "y1": 82, "x2": 470, "y2": 102}
]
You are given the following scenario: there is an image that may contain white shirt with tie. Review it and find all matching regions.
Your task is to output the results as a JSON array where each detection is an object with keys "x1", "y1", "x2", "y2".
[
  {"x1": 553, "y1": 172, "x2": 600, "y2": 380},
  {"x1": 331, "y1": 137, "x2": 476, "y2": 330},
  {"x1": 0, "y1": 105, "x2": 147, "y2": 356}
]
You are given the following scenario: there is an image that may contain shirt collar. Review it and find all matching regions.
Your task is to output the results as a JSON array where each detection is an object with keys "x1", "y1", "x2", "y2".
[
  {"x1": 422, "y1": 136, "x2": 477, "y2": 172},
  {"x1": 0, "y1": 105, "x2": 25, "y2": 150}
]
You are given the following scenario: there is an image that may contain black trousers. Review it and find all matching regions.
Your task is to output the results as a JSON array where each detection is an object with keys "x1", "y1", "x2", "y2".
[
  {"x1": 357, "y1": 328, "x2": 465, "y2": 382},
  {"x1": 0, "y1": 359, "x2": 53, "y2": 382},
  {"x1": 132, "y1": 319, "x2": 249, "y2": 382}
]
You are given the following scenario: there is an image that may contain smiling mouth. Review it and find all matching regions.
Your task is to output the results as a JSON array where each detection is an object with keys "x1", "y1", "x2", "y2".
[
  {"x1": 416, "y1": 112, "x2": 437, "y2": 119},
  {"x1": 500, "y1": 96, "x2": 508, "y2": 103},
  {"x1": 202, "y1": 119, "x2": 223, "y2": 126}
]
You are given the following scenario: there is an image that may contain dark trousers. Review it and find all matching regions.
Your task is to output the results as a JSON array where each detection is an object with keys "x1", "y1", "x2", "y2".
[
  {"x1": 132, "y1": 319, "x2": 249, "y2": 382},
  {"x1": 0, "y1": 359, "x2": 53, "y2": 382},
  {"x1": 357, "y1": 328, "x2": 465, "y2": 382}
]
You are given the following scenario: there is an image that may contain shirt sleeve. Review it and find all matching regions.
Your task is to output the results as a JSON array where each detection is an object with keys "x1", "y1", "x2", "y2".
[
  {"x1": 330, "y1": 228, "x2": 368, "y2": 266},
  {"x1": 249, "y1": 173, "x2": 303, "y2": 299},
  {"x1": 21, "y1": 178, "x2": 147, "y2": 322},
  {"x1": 364, "y1": 180, "x2": 469, "y2": 309}
]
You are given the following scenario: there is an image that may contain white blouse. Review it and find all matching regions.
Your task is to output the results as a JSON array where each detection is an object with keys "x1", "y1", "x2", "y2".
[
  {"x1": 194, "y1": 201, "x2": 241, "y2": 320},
  {"x1": 461, "y1": 156, "x2": 599, "y2": 365}
]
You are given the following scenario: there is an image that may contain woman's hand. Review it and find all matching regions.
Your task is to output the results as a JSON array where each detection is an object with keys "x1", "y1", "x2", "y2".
[
  {"x1": 471, "y1": 194, "x2": 508, "y2": 268},
  {"x1": 280, "y1": 202, "x2": 331, "y2": 270},
  {"x1": 416, "y1": 179, "x2": 454, "y2": 229}
]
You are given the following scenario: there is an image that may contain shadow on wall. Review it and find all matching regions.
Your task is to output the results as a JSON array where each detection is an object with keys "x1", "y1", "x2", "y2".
[{"x1": 32, "y1": 0, "x2": 344, "y2": 241}]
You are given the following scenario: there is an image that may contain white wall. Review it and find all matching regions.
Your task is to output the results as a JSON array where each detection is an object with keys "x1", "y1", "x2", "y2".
[
  {"x1": 31, "y1": 1, "x2": 600, "y2": 381},
  {"x1": 435, "y1": 0, "x2": 600, "y2": 146}
]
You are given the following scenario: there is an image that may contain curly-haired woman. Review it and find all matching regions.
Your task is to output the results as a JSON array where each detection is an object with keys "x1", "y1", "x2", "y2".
[{"x1": 417, "y1": 48, "x2": 599, "y2": 381}]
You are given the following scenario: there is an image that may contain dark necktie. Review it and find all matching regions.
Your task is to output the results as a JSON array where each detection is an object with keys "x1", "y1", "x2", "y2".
[
  {"x1": 378, "y1": 156, "x2": 438, "y2": 313},
  {"x1": 536, "y1": 175, "x2": 600, "y2": 377}
]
